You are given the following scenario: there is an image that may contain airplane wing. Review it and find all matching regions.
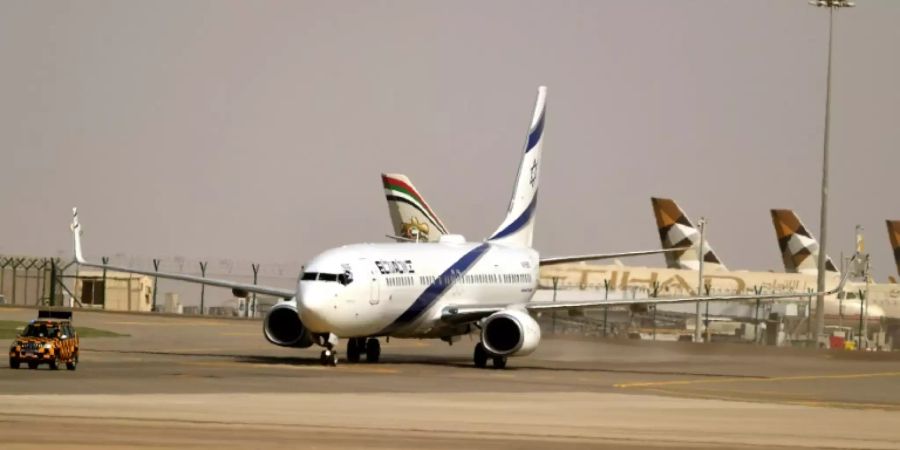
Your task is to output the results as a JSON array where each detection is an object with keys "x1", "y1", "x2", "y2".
[
  {"x1": 441, "y1": 256, "x2": 855, "y2": 324},
  {"x1": 539, "y1": 247, "x2": 689, "y2": 266},
  {"x1": 70, "y1": 208, "x2": 296, "y2": 300}
]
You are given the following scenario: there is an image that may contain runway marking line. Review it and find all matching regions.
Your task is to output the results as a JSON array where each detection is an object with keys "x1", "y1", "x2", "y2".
[
  {"x1": 640, "y1": 387, "x2": 900, "y2": 411},
  {"x1": 613, "y1": 371, "x2": 900, "y2": 389},
  {"x1": 182, "y1": 360, "x2": 400, "y2": 374},
  {"x1": 108, "y1": 320, "x2": 224, "y2": 327}
]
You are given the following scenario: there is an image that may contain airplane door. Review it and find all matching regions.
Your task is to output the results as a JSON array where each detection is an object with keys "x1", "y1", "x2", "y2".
[{"x1": 369, "y1": 269, "x2": 380, "y2": 305}]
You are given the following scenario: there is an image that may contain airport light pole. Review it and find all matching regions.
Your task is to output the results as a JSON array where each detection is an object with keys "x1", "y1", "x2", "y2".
[
  {"x1": 603, "y1": 279, "x2": 609, "y2": 338},
  {"x1": 809, "y1": 0, "x2": 854, "y2": 344},
  {"x1": 551, "y1": 276, "x2": 559, "y2": 335},
  {"x1": 251, "y1": 263, "x2": 260, "y2": 319},
  {"x1": 199, "y1": 261, "x2": 208, "y2": 315},
  {"x1": 695, "y1": 217, "x2": 706, "y2": 343},
  {"x1": 152, "y1": 259, "x2": 160, "y2": 313},
  {"x1": 862, "y1": 254, "x2": 871, "y2": 348}
]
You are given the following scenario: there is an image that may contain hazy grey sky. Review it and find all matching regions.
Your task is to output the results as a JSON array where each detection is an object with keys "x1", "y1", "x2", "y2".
[{"x1": 2, "y1": 1, "x2": 899, "y2": 281}]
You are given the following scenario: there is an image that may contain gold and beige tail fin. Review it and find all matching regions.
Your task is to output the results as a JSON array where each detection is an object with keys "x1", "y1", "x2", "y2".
[
  {"x1": 650, "y1": 197, "x2": 726, "y2": 271},
  {"x1": 887, "y1": 220, "x2": 900, "y2": 278},
  {"x1": 770, "y1": 209, "x2": 838, "y2": 275},
  {"x1": 382, "y1": 174, "x2": 449, "y2": 242}
]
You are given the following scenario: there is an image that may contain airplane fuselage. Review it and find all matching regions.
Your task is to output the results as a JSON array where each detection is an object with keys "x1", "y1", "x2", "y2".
[{"x1": 297, "y1": 241, "x2": 540, "y2": 338}]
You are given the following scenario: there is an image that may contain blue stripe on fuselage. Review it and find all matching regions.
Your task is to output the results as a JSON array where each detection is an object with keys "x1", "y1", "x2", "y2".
[{"x1": 379, "y1": 243, "x2": 490, "y2": 335}]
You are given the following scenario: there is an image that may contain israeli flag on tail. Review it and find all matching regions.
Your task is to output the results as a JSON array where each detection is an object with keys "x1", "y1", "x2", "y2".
[{"x1": 488, "y1": 86, "x2": 546, "y2": 248}]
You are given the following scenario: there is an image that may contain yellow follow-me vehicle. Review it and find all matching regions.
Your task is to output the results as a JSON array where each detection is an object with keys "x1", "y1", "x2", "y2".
[{"x1": 8, "y1": 311, "x2": 79, "y2": 370}]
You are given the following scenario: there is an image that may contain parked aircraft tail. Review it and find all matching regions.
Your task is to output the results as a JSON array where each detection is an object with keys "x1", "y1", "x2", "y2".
[
  {"x1": 381, "y1": 173, "x2": 448, "y2": 242},
  {"x1": 650, "y1": 197, "x2": 726, "y2": 271},
  {"x1": 888, "y1": 220, "x2": 900, "y2": 278},
  {"x1": 770, "y1": 209, "x2": 838, "y2": 275}
]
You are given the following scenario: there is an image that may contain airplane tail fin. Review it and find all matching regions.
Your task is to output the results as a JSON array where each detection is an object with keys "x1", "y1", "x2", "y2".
[
  {"x1": 650, "y1": 197, "x2": 726, "y2": 271},
  {"x1": 487, "y1": 86, "x2": 546, "y2": 248},
  {"x1": 381, "y1": 173, "x2": 448, "y2": 242},
  {"x1": 770, "y1": 209, "x2": 838, "y2": 275},
  {"x1": 887, "y1": 220, "x2": 900, "y2": 277}
]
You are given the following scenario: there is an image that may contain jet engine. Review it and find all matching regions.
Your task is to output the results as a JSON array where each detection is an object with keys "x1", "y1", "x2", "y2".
[
  {"x1": 481, "y1": 308, "x2": 541, "y2": 356},
  {"x1": 263, "y1": 301, "x2": 314, "y2": 348}
]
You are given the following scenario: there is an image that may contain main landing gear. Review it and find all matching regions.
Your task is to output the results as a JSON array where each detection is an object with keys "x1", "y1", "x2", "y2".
[
  {"x1": 346, "y1": 337, "x2": 381, "y2": 363},
  {"x1": 473, "y1": 343, "x2": 507, "y2": 369}
]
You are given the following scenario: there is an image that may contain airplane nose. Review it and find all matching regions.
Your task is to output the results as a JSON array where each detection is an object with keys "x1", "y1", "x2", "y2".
[{"x1": 297, "y1": 285, "x2": 337, "y2": 333}]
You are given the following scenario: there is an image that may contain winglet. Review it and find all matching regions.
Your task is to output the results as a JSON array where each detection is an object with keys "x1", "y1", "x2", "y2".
[{"x1": 70, "y1": 207, "x2": 86, "y2": 264}]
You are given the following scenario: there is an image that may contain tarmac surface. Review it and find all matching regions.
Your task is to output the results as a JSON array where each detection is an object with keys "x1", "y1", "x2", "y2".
[{"x1": 1, "y1": 306, "x2": 900, "y2": 449}]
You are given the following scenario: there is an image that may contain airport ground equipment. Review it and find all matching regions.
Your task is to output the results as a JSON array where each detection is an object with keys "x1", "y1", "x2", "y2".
[{"x1": 8, "y1": 310, "x2": 79, "y2": 370}]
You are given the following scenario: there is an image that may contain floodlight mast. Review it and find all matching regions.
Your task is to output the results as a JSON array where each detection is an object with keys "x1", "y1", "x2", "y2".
[{"x1": 809, "y1": 0, "x2": 854, "y2": 344}]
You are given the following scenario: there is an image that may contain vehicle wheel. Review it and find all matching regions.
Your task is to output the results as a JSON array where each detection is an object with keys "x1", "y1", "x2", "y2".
[
  {"x1": 28, "y1": 362, "x2": 38, "y2": 370},
  {"x1": 365, "y1": 338, "x2": 381, "y2": 363},
  {"x1": 347, "y1": 339, "x2": 361, "y2": 363},
  {"x1": 319, "y1": 350, "x2": 328, "y2": 365},
  {"x1": 492, "y1": 356, "x2": 507, "y2": 370},
  {"x1": 328, "y1": 352, "x2": 339, "y2": 367},
  {"x1": 9, "y1": 358, "x2": 19, "y2": 369},
  {"x1": 473, "y1": 343, "x2": 488, "y2": 369},
  {"x1": 66, "y1": 353, "x2": 78, "y2": 371},
  {"x1": 49, "y1": 357, "x2": 59, "y2": 370}
]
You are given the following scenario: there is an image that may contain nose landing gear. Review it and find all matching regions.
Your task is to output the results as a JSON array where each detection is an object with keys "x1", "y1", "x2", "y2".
[
  {"x1": 316, "y1": 333, "x2": 339, "y2": 366},
  {"x1": 320, "y1": 349, "x2": 338, "y2": 366}
]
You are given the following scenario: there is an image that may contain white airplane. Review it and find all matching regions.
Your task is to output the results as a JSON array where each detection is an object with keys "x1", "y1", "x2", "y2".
[{"x1": 70, "y1": 86, "x2": 853, "y2": 368}]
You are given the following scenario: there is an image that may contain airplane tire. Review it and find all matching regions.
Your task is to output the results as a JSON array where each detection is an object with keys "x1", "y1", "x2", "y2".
[
  {"x1": 473, "y1": 343, "x2": 488, "y2": 368},
  {"x1": 492, "y1": 356, "x2": 507, "y2": 370},
  {"x1": 365, "y1": 338, "x2": 381, "y2": 363},
  {"x1": 347, "y1": 339, "x2": 361, "y2": 363}
]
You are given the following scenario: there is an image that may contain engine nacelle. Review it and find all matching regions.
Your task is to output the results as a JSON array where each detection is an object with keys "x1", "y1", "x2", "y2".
[
  {"x1": 263, "y1": 302, "x2": 314, "y2": 348},
  {"x1": 481, "y1": 308, "x2": 541, "y2": 357}
]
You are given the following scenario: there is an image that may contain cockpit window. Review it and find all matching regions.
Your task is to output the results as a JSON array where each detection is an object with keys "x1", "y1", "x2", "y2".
[
  {"x1": 319, "y1": 273, "x2": 338, "y2": 282},
  {"x1": 301, "y1": 271, "x2": 353, "y2": 286}
]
